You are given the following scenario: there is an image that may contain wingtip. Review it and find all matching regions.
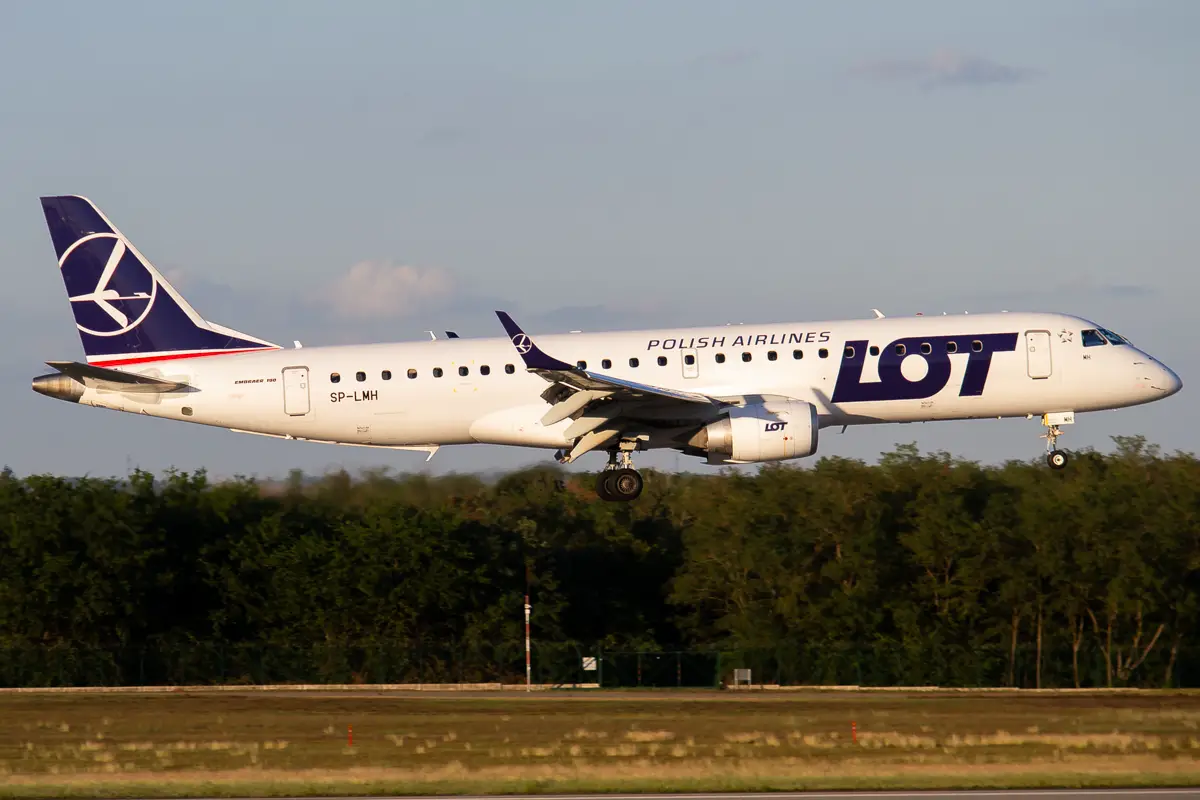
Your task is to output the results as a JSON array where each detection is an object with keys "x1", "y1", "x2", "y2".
[
  {"x1": 495, "y1": 310, "x2": 574, "y2": 371},
  {"x1": 39, "y1": 194, "x2": 94, "y2": 205},
  {"x1": 495, "y1": 310, "x2": 524, "y2": 339}
]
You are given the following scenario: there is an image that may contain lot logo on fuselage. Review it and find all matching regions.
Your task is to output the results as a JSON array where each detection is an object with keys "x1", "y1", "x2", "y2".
[
  {"x1": 60, "y1": 233, "x2": 157, "y2": 337},
  {"x1": 832, "y1": 333, "x2": 1019, "y2": 403}
]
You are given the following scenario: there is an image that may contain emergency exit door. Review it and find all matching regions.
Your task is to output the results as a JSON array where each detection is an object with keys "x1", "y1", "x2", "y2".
[
  {"x1": 1025, "y1": 331, "x2": 1052, "y2": 379},
  {"x1": 282, "y1": 367, "x2": 311, "y2": 415}
]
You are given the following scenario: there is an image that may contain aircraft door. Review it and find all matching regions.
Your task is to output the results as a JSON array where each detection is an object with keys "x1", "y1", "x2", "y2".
[
  {"x1": 282, "y1": 367, "x2": 311, "y2": 415},
  {"x1": 681, "y1": 348, "x2": 699, "y2": 379},
  {"x1": 1025, "y1": 331, "x2": 1052, "y2": 379}
]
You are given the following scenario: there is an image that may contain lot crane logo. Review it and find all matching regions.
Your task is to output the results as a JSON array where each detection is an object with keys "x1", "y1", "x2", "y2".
[
  {"x1": 511, "y1": 333, "x2": 533, "y2": 355},
  {"x1": 60, "y1": 233, "x2": 157, "y2": 337}
]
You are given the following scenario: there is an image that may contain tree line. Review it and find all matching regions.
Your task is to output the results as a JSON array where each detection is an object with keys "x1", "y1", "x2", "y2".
[{"x1": 1, "y1": 436, "x2": 1198, "y2": 688}]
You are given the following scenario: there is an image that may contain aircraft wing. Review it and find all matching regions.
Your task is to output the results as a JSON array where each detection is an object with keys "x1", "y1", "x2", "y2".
[
  {"x1": 495, "y1": 312, "x2": 729, "y2": 461},
  {"x1": 495, "y1": 311, "x2": 722, "y2": 406},
  {"x1": 46, "y1": 361, "x2": 191, "y2": 393}
]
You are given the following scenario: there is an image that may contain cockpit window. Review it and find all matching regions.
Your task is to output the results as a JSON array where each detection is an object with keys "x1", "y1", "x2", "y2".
[
  {"x1": 1098, "y1": 328, "x2": 1128, "y2": 345},
  {"x1": 1081, "y1": 329, "x2": 1108, "y2": 347}
]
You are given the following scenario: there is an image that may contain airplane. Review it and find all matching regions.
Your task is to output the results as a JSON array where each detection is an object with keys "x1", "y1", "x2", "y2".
[{"x1": 32, "y1": 196, "x2": 1182, "y2": 501}]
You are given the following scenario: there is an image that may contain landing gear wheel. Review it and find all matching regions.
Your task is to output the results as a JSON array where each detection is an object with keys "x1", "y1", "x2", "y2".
[
  {"x1": 610, "y1": 469, "x2": 643, "y2": 501},
  {"x1": 1040, "y1": 414, "x2": 1073, "y2": 471},
  {"x1": 595, "y1": 469, "x2": 643, "y2": 502},
  {"x1": 596, "y1": 472, "x2": 617, "y2": 501},
  {"x1": 594, "y1": 440, "x2": 645, "y2": 502}
]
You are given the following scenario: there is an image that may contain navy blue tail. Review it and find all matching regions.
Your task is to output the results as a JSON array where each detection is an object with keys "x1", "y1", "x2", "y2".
[{"x1": 41, "y1": 196, "x2": 278, "y2": 366}]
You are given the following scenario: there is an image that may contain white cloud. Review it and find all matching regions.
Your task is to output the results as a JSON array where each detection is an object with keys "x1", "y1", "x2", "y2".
[
  {"x1": 854, "y1": 50, "x2": 1034, "y2": 89},
  {"x1": 328, "y1": 261, "x2": 453, "y2": 318}
]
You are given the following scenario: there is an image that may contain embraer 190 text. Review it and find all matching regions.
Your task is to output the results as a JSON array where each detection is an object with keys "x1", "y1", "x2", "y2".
[{"x1": 32, "y1": 197, "x2": 1182, "y2": 501}]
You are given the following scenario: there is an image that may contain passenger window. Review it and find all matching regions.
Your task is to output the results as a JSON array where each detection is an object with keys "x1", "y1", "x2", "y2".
[
  {"x1": 741, "y1": 352, "x2": 752, "y2": 362},
  {"x1": 433, "y1": 368, "x2": 444, "y2": 378},
  {"x1": 1082, "y1": 329, "x2": 1108, "y2": 347},
  {"x1": 629, "y1": 358, "x2": 639, "y2": 368},
  {"x1": 844, "y1": 346, "x2": 855, "y2": 359},
  {"x1": 602, "y1": 359, "x2": 612, "y2": 369},
  {"x1": 505, "y1": 364, "x2": 515, "y2": 374},
  {"x1": 459, "y1": 366, "x2": 469, "y2": 377},
  {"x1": 577, "y1": 360, "x2": 587, "y2": 370},
  {"x1": 684, "y1": 354, "x2": 696, "y2": 365},
  {"x1": 356, "y1": 371, "x2": 366, "y2": 382},
  {"x1": 657, "y1": 356, "x2": 667, "y2": 366},
  {"x1": 920, "y1": 343, "x2": 931, "y2": 355},
  {"x1": 819, "y1": 348, "x2": 829, "y2": 359},
  {"x1": 946, "y1": 342, "x2": 958, "y2": 354},
  {"x1": 894, "y1": 344, "x2": 906, "y2": 356},
  {"x1": 767, "y1": 351, "x2": 778, "y2": 361},
  {"x1": 407, "y1": 369, "x2": 417, "y2": 379},
  {"x1": 716, "y1": 353, "x2": 726, "y2": 363},
  {"x1": 330, "y1": 372, "x2": 341, "y2": 384},
  {"x1": 480, "y1": 365, "x2": 490, "y2": 375},
  {"x1": 792, "y1": 350, "x2": 803, "y2": 360},
  {"x1": 972, "y1": 340, "x2": 983, "y2": 353},
  {"x1": 869, "y1": 346, "x2": 880, "y2": 356},
  {"x1": 381, "y1": 370, "x2": 392, "y2": 380}
]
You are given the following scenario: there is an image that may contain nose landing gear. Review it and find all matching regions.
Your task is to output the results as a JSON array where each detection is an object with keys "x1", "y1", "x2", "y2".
[{"x1": 1040, "y1": 412, "x2": 1075, "y2": 470}]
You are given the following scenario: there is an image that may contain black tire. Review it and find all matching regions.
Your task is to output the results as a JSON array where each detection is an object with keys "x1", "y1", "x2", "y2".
[
  {"x1": 1047, "y1": 450, "x2": 1069, "y2": 470},
  {"x1": 596, "y1": 472, "x2": 616, "y2": 501},
  {"x1": 611, "y1": 469, "x2": 644, "y2": 501}
]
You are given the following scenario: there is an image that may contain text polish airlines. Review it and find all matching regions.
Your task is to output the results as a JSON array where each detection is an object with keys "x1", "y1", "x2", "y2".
[{"x1": 33, "y1": 196, "x2": 1182, "y2": 501}]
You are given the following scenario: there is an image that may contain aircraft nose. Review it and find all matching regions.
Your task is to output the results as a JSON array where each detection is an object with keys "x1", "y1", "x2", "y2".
[
  {"x1": 1159, "y1": 363, "x2": 1183, "y2": 397},
  {"x1": 1132, "y1": 353, "x2": 1181, "y2": 400}
]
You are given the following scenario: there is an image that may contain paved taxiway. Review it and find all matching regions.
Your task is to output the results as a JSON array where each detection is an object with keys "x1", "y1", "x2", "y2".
[{"x1": 203, "y1": 791, "x2": 1200, "y2": 800}]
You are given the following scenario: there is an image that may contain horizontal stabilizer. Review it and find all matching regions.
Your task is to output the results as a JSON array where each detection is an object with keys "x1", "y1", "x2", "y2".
[{"x1": 46, "y1": 361, "x2": 191, "y2": 393}]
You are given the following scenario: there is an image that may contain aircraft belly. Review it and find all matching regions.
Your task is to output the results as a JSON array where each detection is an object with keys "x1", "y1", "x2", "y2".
[{"x1": 469, "y1": 404, "x2": 573, "y2": 447}]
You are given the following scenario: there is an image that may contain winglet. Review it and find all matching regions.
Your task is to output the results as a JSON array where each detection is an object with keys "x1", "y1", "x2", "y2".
[{"x1": 495, "y1": 311, "x2": 574, "y2": 371}]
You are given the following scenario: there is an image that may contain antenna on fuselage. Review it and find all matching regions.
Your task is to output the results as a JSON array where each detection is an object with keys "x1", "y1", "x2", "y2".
[
  {"x1": 872, "y1": 309, "x2": 885, "y2": 319},
  {"x1": 426, "y1": 331, "x2": 437, "y2": 340}
]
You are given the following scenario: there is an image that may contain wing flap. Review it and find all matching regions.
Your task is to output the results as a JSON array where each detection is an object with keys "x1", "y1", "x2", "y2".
[{"x1": 540, "y1": 389, "x2": 612, "y2": 426}]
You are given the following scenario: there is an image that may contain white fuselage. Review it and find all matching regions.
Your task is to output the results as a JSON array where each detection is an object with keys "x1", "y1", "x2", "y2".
[{"x1": 63, "y1": 311, "x2": 1180, "y2": 459}]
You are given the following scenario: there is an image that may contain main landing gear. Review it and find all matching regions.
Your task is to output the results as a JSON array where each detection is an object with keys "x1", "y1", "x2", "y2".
[
  {"x1": 1040, "y1": 412, "x2": 1073, "y2": 470},
  {"x1": 596, "y1": 442, "x2": 644, "y2": 502}
]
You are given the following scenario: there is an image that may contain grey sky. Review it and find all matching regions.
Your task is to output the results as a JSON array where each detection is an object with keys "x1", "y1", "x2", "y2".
[{"x1": 2, "y1": 1, "x2": 1197, "y2": 480}]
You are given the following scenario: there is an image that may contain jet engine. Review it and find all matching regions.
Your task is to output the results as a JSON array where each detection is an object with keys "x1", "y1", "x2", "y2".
[{"x1": 687, "y1": 399, "x2": 818, "y2": 464}]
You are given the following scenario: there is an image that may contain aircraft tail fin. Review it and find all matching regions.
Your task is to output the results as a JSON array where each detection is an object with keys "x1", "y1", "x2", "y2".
[{"x1": 40, "y1": 196, "x2": 279, "y2": 367}]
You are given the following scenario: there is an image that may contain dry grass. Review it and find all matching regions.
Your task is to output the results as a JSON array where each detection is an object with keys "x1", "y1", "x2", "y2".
[
  {"x1": 2, "y1": 689, "x2": 1200, "y2": 796},
  {"x1": 4, "y1": 758, "x2": 1200, "y2": 798}
]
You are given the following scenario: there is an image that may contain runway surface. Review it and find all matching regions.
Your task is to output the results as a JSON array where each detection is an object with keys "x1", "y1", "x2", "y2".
[{"x1": 202, "y1": 791, "x2": 1200, "y2": 800}]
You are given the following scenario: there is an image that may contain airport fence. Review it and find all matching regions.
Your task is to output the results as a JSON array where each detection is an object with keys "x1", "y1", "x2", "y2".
[{"x1": 1, "y1": 639, "x2": 1197, "y2": 689}]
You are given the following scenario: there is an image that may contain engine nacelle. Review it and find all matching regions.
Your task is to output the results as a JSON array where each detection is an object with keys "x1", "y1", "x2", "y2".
[{"x1": 690, "y1": 399, "x2": 818, "y2": 464}]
